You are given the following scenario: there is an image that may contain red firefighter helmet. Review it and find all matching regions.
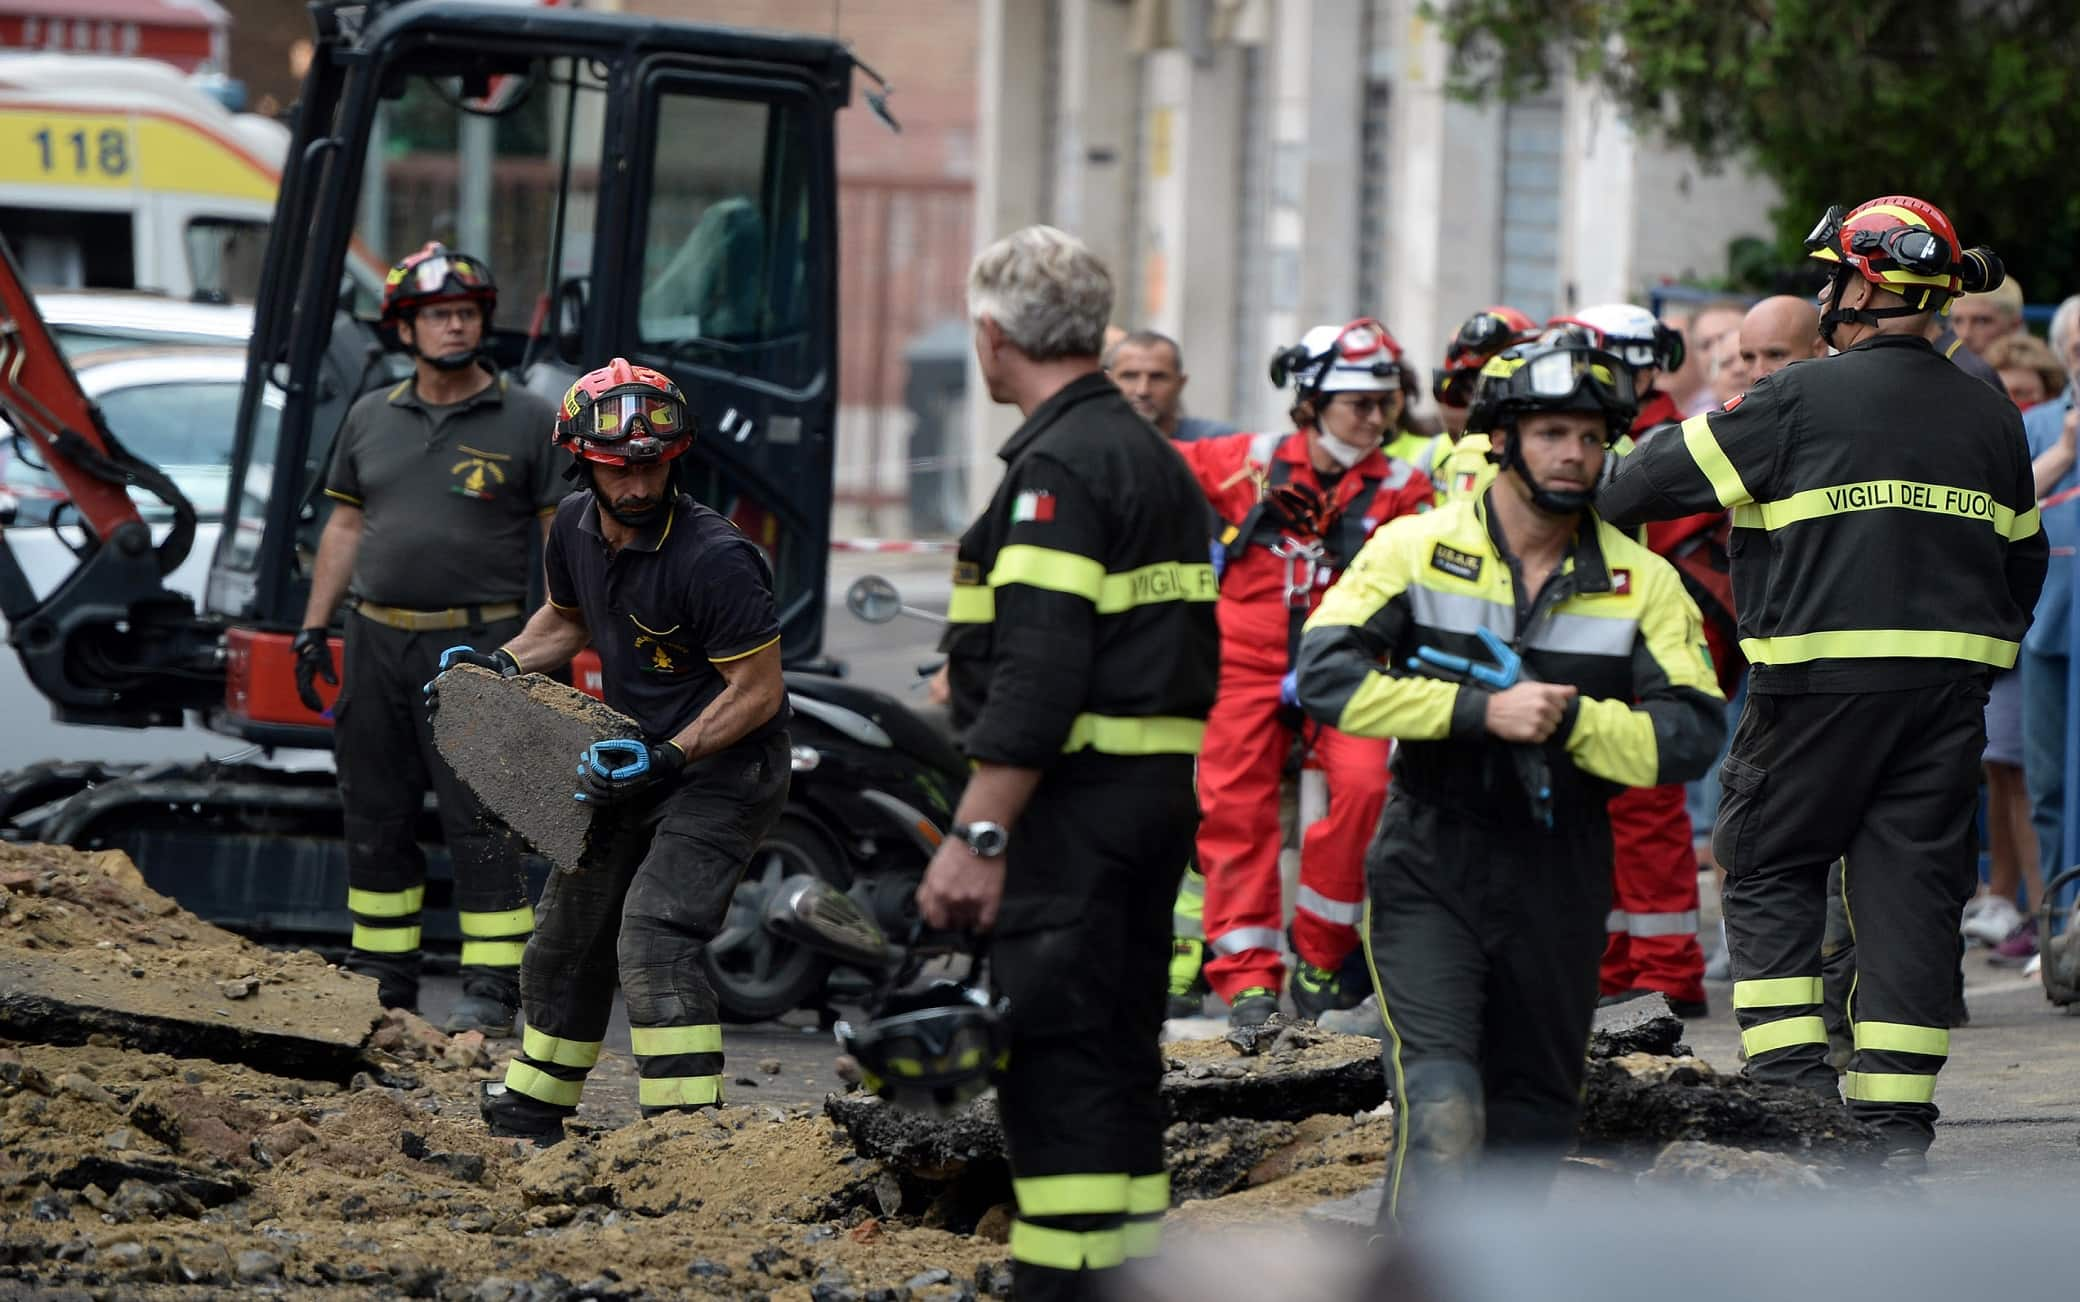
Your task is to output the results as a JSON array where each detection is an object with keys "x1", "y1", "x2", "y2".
[
  {"x1": 1433, "y1": 306, "x2": 1538, "y2": 407},
  {"x1": 1804, "y1": 196, "x2": 1965, "y2": 310},
  {"x1": 379, "y1": 242, "x2": 497, "y2": 327},
  {"x1": 553, "y1": 358, "x2": 693, "y2": 466}
]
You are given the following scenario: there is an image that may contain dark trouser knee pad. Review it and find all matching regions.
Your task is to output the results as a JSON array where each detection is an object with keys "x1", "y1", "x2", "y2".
[{"x1": 1384, "y1": 1059, "x2": 1486, "y2": 1225}]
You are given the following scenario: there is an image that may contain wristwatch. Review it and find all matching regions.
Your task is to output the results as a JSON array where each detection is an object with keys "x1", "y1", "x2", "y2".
[{"x1": 951, "y1": 820, "x2": 1009, "y2": 857}]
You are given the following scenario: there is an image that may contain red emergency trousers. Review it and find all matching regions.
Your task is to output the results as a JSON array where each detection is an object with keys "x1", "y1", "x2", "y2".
[
  {"x1": 1176, "y1": 430, "x2": 1434, "y2": 999},
  {"x1": 1601, "y1": 392, "x2": 1727, "y2": 1004}
]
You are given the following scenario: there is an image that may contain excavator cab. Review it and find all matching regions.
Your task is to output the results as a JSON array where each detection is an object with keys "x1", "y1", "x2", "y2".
[{"x1": 1, "y1": 0, "x2": 849, "y2": 744}]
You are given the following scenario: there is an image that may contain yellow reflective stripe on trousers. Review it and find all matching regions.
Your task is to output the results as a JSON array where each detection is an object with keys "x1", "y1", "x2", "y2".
[
  {"x1": 347, "y1": 885, "x2": 424, "y2": 918},
  {"x1": 522, "y1": 1026, "x2": 602, "y2": 1069},
  {"x1": 504, "y1": 1061, "x2": 583, "y2": 1107},
  {"x1": 351, "y1": 923, "x2": 421, "y2": 953},
  {"x1": 948, "y1": 584, "x2": 994, "y2": 624},
  {"x1": 1680, "y1": 413, "x2": 1752, "y2": 509},
  {"x1": 1123, "y1": 1219, "x2": 1162, "y2": 1258},
  {"x1": 460, "y1": 940, "x2": 528, "y2": 968},
  {"x1": 1739, "y1": 629, "x2": 2019, "y2": 669},
  {"x1": 988, "y1": 544, "x2": 1105, "y2": 602},
  {"x1": 459, "y1": 906, "x2": 533, "y2": 936},
  {"x1": 1731, "y1": 976, "x2": 1823, "y2": 1008},
  {"x1": 1009, "y1": 1221, "x2": 1126, "y2": 1271},
  {"x1": 1730, "y1": 479, "x2": 2040, "y2": 541},
  {"x1": 629, "y1": 1025, "x2": 724, "y2": 1057},
  {"x1": 1852, "y1": 1021, "x2": 1950, "y2": 1057},
  {"x1": 1843, "y1": 1071, "x2": 1936, "y2": 1104},
  {"x1": 1095, "y1": 560, "x2": 1218, "y2": 613},
  {"x1": 1740, "y1": 1016, "x2": 1829, "y2": 1058},
  {"x1": 1126, "y1": 1172, "x2": 1168, "y2": 1214},
  {"x1": 1012, "y1": 1173, "x2": 1129, "y2": 1217},
  {"x1": 1061, "y1": 714, "x2": 1205, "y2": 756},
  {"x1": 638, "y1": 1075, "x2": 723, "y2": 1107}
]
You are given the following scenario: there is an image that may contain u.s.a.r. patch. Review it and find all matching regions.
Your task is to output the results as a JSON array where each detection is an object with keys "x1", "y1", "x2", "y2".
[{"x1": 1429, "y1": 543, "x2": 1483, "y2": 581}]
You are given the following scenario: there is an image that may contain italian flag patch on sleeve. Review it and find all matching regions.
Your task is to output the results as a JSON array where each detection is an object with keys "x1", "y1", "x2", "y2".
[{"x1": 1011, "y1": 489, "x2": 1056, "y2": 523}]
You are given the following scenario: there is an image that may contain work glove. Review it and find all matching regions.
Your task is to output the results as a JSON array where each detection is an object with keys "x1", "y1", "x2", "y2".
[
  {"x1": 423, "y1": 645, "x2": 519, "y2": 714},
  {"x1": 1264, "y1": 482, "x2": 1329, "y2": 537},
  {"x1": 291, "y1": 627, "x2": 336, "y2": 714},
  {"x1": 574, "y1": 738, "x2": 686, "y2": 808},
  {"x1": 1279, "y1": 670, "x2": 1301, "y2": 709}
]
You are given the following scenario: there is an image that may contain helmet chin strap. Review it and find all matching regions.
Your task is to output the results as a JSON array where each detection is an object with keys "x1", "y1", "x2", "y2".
[
  {"x1": 1818, "y1": 266, "x2": 1926, "y2": 347},
  {"x1": 1498, "y1": 425, "x2": 1594, "y2": 516},
  {"x1": 420, "y1": 346, "x2": 482, "y2": 372}
]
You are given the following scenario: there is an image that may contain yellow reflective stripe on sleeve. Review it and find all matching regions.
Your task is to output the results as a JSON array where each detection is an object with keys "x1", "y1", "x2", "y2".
[
  {"x1": 351, "y1": 923, "x2": 421, "y2": 953},
  {"x1": 504, "y1": 1061, "x2": 584, "y2": 1107},
  {"x1": 1095, "y1": 561, "x2": 1218, "y2": 613},
  {"x1": 1852, "y1": 1021, "x2": 1950, "y2": 1057},
  {"x1": 1739, "y1": 1016, "x2": 1829, "y2": 1058},
  {"x1": 1731, "y1": 480, "x2": 2039, "y2": 540},
  {"x1": 988, "y1": 544, "x2": 1105, "y2": 602},
  {"x1": 347, "y1": 885, "x2": 425, "y2": 918},
  {"x1": 1731, "y1": 976, "x2": 1823, "y2": 1008},
  {"x1": 1061, "y1": 714, "x2": 1206, "y2": 756},
  {"x1": 1125, "y1": 1172, "x2": 1169, "y2": 1214},
  {"x1": 522, "y1": 1026, "x2": 602, "y2": 1069},
  {"x1": 459, "y1": 906, "x2": 534, "y2": 937},
  {"x1": 710, "y1": 633, "x2": 781, "y2": 664},
  {"x1": 1739, "y1": 629, "x2": 2019, "y2": 669},
  {"x1": 1009, "y1": 1221, "x2": 1127, "y2": 1271},
  {"x1": 1013, "y1": 1173, "x2": 1130, "y2": 1217},
  {"x1": 629, "y1": 1025, "x2": 724, "y2": 1057},
  {"x1": 460, "y1": 940, "x2": 528, "y2": 968},
  {"x1": 323, "y1": 488, "x2": 363, "y2": 506},
  {"x1": 1334, "y1": 673, "x2": 1459, "y2": 741},
  {"x1": 1680, "y1": 413, "x2": 1752, "y2": 509},
  {"x1": 1843, "y1": 1071, "x2": 1936, "y2": 1104},
  {"x1": 948, "y1": 585, "x2": 994, "y2": 624},
  {"x1": 637, "y1": 1075, "x2": 723, "y2": 1108}
]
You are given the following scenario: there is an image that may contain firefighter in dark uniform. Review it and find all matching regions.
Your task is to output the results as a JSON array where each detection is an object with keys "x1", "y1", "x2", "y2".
[
  {"x1": 294, "y1": 243, "x2": 561, "y2": 1033},
  {"x1": 1599, "y1": 195, "x2": 2048, "y2": 1167},
  {"x1": 451, "y1": 358, "x2": 790, "y2": 1144},
  {"x1": 919, "y1": 226, "x2": 1218, "y2": 1300},
  {"x1": 1296, "y1": 339, "x2": 1725, "y2": 1221}
]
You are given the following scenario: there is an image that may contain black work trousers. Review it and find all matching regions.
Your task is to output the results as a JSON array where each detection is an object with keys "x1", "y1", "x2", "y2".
[
  {"x1": 335, "y1": 609, "x2": 531, "y2": 1007},
  {"x1": 992, "y1": 756, "x2": 1196, "y2": 1302},
  {"x1": 1361, "y1": 793, "x2": 1611, "y2": 1225},
  {"x1": 499, "y1": 732, "x2": 790, "y2": 1115},
  {"x1": 1715, "y1": 679, "x2": 1986, "y2": 1152}
]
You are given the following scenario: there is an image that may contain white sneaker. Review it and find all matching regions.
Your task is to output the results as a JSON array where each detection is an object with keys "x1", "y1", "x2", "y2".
[
  {"x1": 1962, "y1": 896, "x2": 2023, "y2": 946},
  {"x1": 2023, "y1": 952, "x2": 2042, "y2": 978}
]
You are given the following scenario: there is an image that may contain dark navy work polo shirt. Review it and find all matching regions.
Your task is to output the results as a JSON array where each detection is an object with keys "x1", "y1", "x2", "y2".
[{"x1": 544, "y1": 492, "x2": 786, "y2": 743}]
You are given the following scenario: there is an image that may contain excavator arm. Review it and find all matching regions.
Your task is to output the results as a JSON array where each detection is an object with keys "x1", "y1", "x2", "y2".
[{"x1": 0, "y1": 236, "x2": 224, "y2": 727}]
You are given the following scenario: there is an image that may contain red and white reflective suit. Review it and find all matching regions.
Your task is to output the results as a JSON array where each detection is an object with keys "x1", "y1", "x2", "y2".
[
  {"x1": 1601, "y1": 389, "x2": 1741, "y2": 1005},
  {"x1": 1176, "y1": 429, "x2": 1433, "y2": 999}
]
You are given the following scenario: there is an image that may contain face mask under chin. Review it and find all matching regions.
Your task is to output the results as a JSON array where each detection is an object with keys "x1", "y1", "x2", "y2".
[{"x1": 1315, "y1": 427, "x2": 1376, "y2": 470}]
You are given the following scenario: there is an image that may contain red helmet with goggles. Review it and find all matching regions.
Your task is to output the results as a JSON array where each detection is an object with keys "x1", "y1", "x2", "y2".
[
  {"x1": 554, "y1": 358, "x2": 693, "y2": 466},
  {"x1": 380, "y1": 241, "x2": 497, "y2": 327},
  {"x1": 1433, "y1": 306, "x2": 1538, "y2": 407}
]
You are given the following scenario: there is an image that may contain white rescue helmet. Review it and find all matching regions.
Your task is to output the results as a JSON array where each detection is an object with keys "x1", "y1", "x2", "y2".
[
  {"x1": 1272, "y1": 318, "x2": 1405, "y2": 396},
  {"x1": 1561, "y1": 303, "x2": 1685, "y2": 375}
]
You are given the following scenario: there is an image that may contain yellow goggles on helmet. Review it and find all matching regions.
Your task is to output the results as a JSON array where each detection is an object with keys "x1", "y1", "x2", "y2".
[{"x1": 588, "y1": 393, "x2": 686, "y2": 441}]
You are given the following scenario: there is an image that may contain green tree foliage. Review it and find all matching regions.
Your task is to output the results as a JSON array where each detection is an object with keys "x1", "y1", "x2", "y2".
[{"x1": 1433, "y1": 0, "x2": 2080, "y2": 301}]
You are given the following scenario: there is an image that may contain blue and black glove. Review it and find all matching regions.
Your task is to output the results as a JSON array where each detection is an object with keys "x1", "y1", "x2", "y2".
[
  {"x1": 1279, "y1": 669, "x2": 1301, "y2": 709},
  {"x1": 575, "y1": 738, "x2": 686, "y2": 808},
  {"x1": 423, "y1": 645, "x2": 519, "y2": 713}
]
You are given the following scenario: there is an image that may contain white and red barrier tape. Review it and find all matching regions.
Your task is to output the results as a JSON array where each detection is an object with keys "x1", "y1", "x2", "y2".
[{"x1": 830, "y1": 538, "x2": 960, "y2": 554}]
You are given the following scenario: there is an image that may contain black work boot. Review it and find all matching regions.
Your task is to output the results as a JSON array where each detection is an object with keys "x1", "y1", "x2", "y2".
[
  {"x1": 444, "y1": 968, "x2": 520, "y2": 1037},
  {"x1": 345, "y1": 952, "x2": 421, "y2": 1013},
  {"x1": 478, "y1": 1081, "x2": 569, "y2": 1146},
  {"x1": 1227, "y1": 986, "x2": 1283, "y2": 1030}
]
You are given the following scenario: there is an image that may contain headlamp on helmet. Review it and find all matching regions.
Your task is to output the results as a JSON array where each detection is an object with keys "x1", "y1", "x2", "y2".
[
  {"x1": 1804, "y1": 196, "x2": 2000, "y2": 344},
  {"x1": 1270, "y1": 318, "x2": 1405, "y2": 398}
]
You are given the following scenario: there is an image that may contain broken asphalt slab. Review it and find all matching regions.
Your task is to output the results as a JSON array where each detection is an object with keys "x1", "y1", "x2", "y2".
[{"x1": 431, "y1": 666, "x2": 638, "y2": 873}]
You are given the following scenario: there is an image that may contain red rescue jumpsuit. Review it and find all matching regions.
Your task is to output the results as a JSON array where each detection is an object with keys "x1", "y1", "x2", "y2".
[
  {"x1": 1601, "y1": 390, "x2": 1739, "y2": 1006},
  {"x1": 1177, "y1": 430, "x2": 1434, "y2": 999}
]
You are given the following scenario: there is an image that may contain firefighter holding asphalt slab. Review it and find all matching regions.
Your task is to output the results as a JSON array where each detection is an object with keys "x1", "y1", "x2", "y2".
[
  {"x1": 432, "y1": 358, "x2": 791, "y2": 1146},
  {"x1": 1295, "y1": 338, "x2": 1724, "y2": 1221},
  {"x1": 1599, "y1": 195, "x2": 2047, "y2": 1168}
]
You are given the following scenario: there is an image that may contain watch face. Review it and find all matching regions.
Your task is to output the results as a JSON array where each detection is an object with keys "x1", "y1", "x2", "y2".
[{"x1": 966, "y1": 823, "x2": 1007, "y2": 856}]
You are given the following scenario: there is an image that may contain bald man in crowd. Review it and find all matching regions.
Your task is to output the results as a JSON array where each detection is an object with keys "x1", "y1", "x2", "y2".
[{"x1": 1738, "y1": 295, "x2": 1826, "y2": 383}]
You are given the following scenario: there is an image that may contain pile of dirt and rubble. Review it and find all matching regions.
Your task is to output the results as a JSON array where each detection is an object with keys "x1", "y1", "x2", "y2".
[{"x1": 0, "y1": 843, "x2": 1894, "y2": 1298}]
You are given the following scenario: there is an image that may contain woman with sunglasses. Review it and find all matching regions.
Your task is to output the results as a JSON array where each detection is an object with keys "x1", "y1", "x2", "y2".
[{"x1": 1172, "y1": 319, "x2": 1435, "y2": 1029}]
